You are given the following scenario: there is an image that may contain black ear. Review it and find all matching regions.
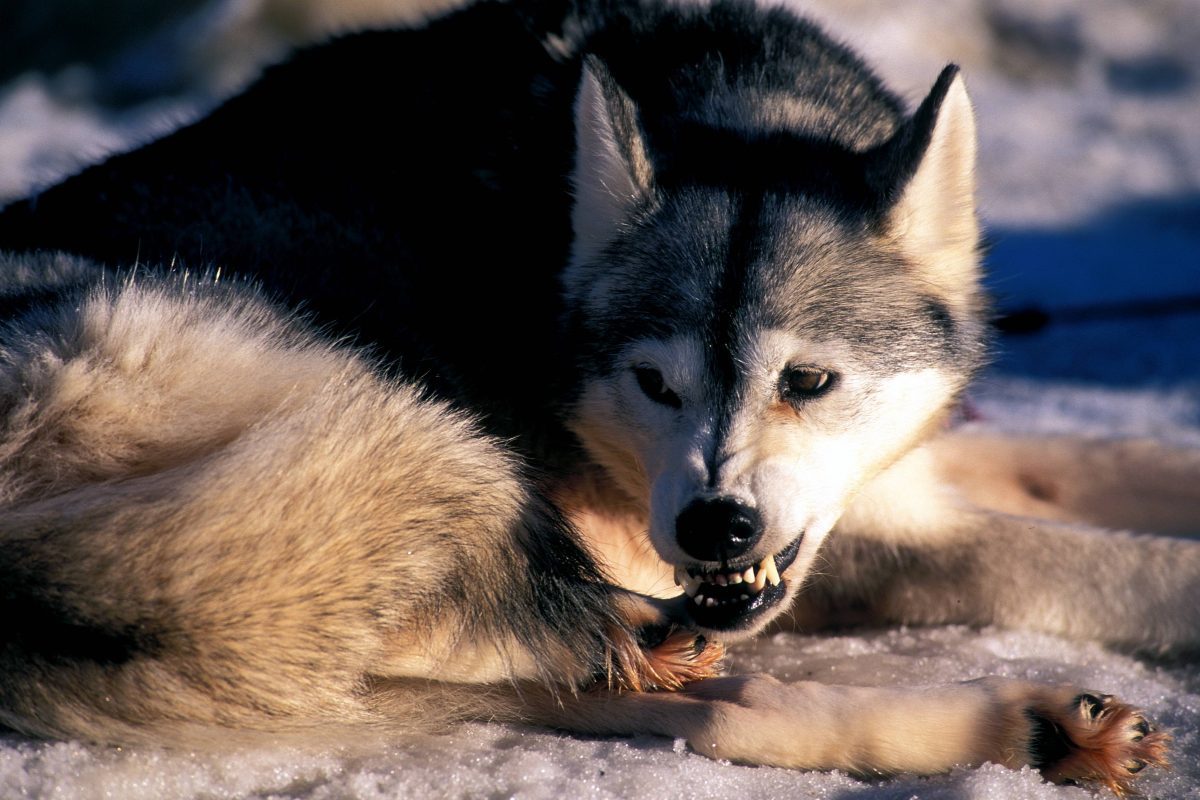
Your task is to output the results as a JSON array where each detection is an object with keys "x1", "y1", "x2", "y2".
[
  {"x1": 570, "y1": 56, "x2": 655, "y2": 267},
  {"x1": 869, "y1": 65, "x2": 980, "y2": 297}
]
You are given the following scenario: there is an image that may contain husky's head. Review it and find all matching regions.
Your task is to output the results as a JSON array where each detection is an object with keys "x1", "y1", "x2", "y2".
[{"x1": 563, "y1": 56, "x2": 986, "y2": 638}]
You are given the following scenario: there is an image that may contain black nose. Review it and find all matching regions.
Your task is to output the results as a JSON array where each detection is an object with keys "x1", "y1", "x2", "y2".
[{"x1": 674, "y1": 497, "x2": 763, "y2": 562}]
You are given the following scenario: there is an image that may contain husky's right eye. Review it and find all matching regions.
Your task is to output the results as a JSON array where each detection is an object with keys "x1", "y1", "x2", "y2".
[
  {"x1": 780, "y1": 367, "x2": 834, "y2": 405},
  {"x1": 633, "y1": 366, "x2": 682, "y2": 409}
]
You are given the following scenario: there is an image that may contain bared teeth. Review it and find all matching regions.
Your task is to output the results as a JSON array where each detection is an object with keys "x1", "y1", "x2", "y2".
[
  {"x1": 675, "y1": 567, "x2": 702, "y2": 597},
  {"x1": 751, "y1": 565, "x2": 768, "y2": 591},
  {"x1": 680, "y1": 549, "x2": 786, "y2": 610},
  {"x1": 762, "y1": 556, "x2": 781, "y2": 587}
]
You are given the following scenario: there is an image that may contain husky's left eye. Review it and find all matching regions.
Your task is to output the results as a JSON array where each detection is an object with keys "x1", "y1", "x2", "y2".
[
  {"x1": 633, "y1": 366, "x2": 682, "y2": 409},
  {"x1": 780, "y1": 367, "x2": 833, "y2": 404}
]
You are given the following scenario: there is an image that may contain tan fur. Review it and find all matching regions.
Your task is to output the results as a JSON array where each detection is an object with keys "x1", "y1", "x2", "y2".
[
  {"x1": 790, "y1": 441, "x2": 1200, "y2": 649},
  {"x1": 0, "y1": 271, "x2": 722, "y2": 744},
  {"x1": 555, "y1": 468, "x2": 678, "y2": 599},
  {"x1": 1026, "y1": 689, "x2": 1170, "y2": 796}
]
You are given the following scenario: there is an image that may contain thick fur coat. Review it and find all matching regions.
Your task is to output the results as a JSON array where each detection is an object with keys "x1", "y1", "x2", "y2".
[{"x1": 0, "y1": 0, "x2": 1193, "y2": 792}]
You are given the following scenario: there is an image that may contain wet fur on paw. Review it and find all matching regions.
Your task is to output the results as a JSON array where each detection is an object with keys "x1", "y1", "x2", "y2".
[{"x1": 1027, "y1": 690, "x2": 1170, "y2": 795}]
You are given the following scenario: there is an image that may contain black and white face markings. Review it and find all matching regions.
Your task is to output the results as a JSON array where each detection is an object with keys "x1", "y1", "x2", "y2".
[
  {"x1": 565, "y1": 57, "x2": 984, "y2": 634},
  {"x1": 569, "y1": 186, "x2": 974, "y2": 636}
]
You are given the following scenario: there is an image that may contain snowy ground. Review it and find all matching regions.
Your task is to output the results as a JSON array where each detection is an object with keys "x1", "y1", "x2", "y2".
[{"x1": 0, "y1": 0, "x2": 1198, "y2": 797}]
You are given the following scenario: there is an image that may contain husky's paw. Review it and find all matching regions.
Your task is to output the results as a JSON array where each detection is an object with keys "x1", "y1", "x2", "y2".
[
  {"x1": 604, "y1": 592, "x2": 725, "y2": 691},
  {"x1": 1023, "y1": 688, "x2": 1170, "y2": 795},
  {"x1": 638, "y1": 625, "x2": 725, "y2": 690}
]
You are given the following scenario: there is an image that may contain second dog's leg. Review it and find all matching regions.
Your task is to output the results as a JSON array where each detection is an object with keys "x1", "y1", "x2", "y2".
[
  {"x1": 928, "y1": 432, "x2": 1200, "y2": 536},
  {"x1": 798, "y1": 445, "x2": 1200, "y2": 652}
]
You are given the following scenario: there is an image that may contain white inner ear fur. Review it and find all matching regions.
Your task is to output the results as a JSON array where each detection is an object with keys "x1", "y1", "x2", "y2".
[
  {"x1": 888, "y1": 73, "x2": 979, "y2": 302},
  {"x1": 569, "y1": 62, "x2": 652, "y2": 270}
]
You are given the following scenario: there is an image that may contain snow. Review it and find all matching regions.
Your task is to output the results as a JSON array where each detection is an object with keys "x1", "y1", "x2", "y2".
[
  {"x1": 5, "y1": 626, "x2": 1199, "y2": 799},
  {"x1": 0, "y1": 0, "x2": 1197, "y2": 797}
]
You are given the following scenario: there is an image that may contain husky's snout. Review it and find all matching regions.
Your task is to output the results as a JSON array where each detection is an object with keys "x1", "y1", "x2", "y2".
[{"x1": 675, "y1": 497, "x2": 763, "y2": 561}]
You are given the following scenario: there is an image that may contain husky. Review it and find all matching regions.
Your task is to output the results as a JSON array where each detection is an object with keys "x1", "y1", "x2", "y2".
[{"x1": 0, "y1": 0, "x2": 1194, "y2": 792}]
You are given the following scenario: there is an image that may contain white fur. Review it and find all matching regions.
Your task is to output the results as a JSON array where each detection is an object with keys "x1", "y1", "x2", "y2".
[
  {"x1": 568, "y1": 62, "x2": 653, "y2": 272},
  {"x1": 886, "y1": 73, "x2": 980, "y2": 303}
]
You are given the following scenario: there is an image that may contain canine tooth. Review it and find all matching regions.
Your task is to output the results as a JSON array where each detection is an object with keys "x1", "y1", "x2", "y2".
[
  {"x1": 677, "y1": 570, "x2": 702, "y2": 596},
  {"x1": 705, "y1": 597, "x2": 717, "y2": 607},
  {"x1": 752, "y1": 564, "x2": 768, "y2": 591},
  {"x1": 714, "y1": 574, "x2": 728, "y2": 586},
  {"x1": 742, "y1": 566, "x2": 755, "y2": 584},
  {"x1": 762, "y1": 557, "x2": 781, "y2": 587},
  {"x1": 694, "y1": 593, "x2": 705, "y2": 606}
]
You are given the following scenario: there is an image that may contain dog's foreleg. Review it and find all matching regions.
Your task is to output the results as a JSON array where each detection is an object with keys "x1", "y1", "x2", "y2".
[{"x1": 449, "y1": 673, "x2": 1163, "y2": 793}]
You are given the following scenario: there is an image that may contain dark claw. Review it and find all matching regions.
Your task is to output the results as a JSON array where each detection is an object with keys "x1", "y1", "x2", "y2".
[
  {"x1": 1074, "y1": 693, "x2": 1109, "y2": 720},
  {"x1": 1131, "y1": 717, "x2": 1152, "y2": 741},
  {"x1": 692, "y1": 634, "x2": 708, "y2": 657},
  {"x1": 1126, "y1": 759, "x2": 1147, "y2": 774}
]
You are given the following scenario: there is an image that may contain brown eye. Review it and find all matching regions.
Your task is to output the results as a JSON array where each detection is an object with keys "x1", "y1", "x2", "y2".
[
  {"x1": 633, "y1": 365, "x2": 682, "y2": 409},
  {"x1": 780, "y1": 367, "x2": 833, "y2": 405}
]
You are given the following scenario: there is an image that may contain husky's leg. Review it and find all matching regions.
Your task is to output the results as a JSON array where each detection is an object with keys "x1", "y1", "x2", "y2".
[
  {"x1": 794, "y1": 446, "x2": 1200, "y2": 653},
  {"x1": 0, "y1": 272, "x2": 718, "y2": 744},
  {"x1": 927, "y1": 432, "x2": 1200, "y2": 535},
  {"x1": 375, "y1": 673, "x2": 1165, "y2": 793}
]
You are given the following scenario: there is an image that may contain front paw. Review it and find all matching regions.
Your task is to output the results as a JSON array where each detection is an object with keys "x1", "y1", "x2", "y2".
[
  {"x1": 1021, "y1": 686, "x2": 1169, "y2": 795},
  {"x1": 604, "y1": 591, "x2": 725, "y2": 691}
]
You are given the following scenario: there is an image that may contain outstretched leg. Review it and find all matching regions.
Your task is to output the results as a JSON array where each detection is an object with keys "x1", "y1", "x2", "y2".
[
  {"x1": 793, "y1": 444, "x2": 1200, "y2": 652},
  {"x1": 375, "y1": 673, "x2": 1166, "y2": 795}
]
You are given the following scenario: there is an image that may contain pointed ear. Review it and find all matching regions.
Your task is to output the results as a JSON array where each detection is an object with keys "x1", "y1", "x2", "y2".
[
  {"x1": 570, "y1": 56, "x2": 655, "y2": 267},
  {"x1": 875, "y1": 66, "x2": 980, "y2": 300}
]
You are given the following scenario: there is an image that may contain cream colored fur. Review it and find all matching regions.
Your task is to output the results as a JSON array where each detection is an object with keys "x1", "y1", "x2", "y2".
[{"x1": 0, "y1": 269, "x2": 649, "y2": 741}]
